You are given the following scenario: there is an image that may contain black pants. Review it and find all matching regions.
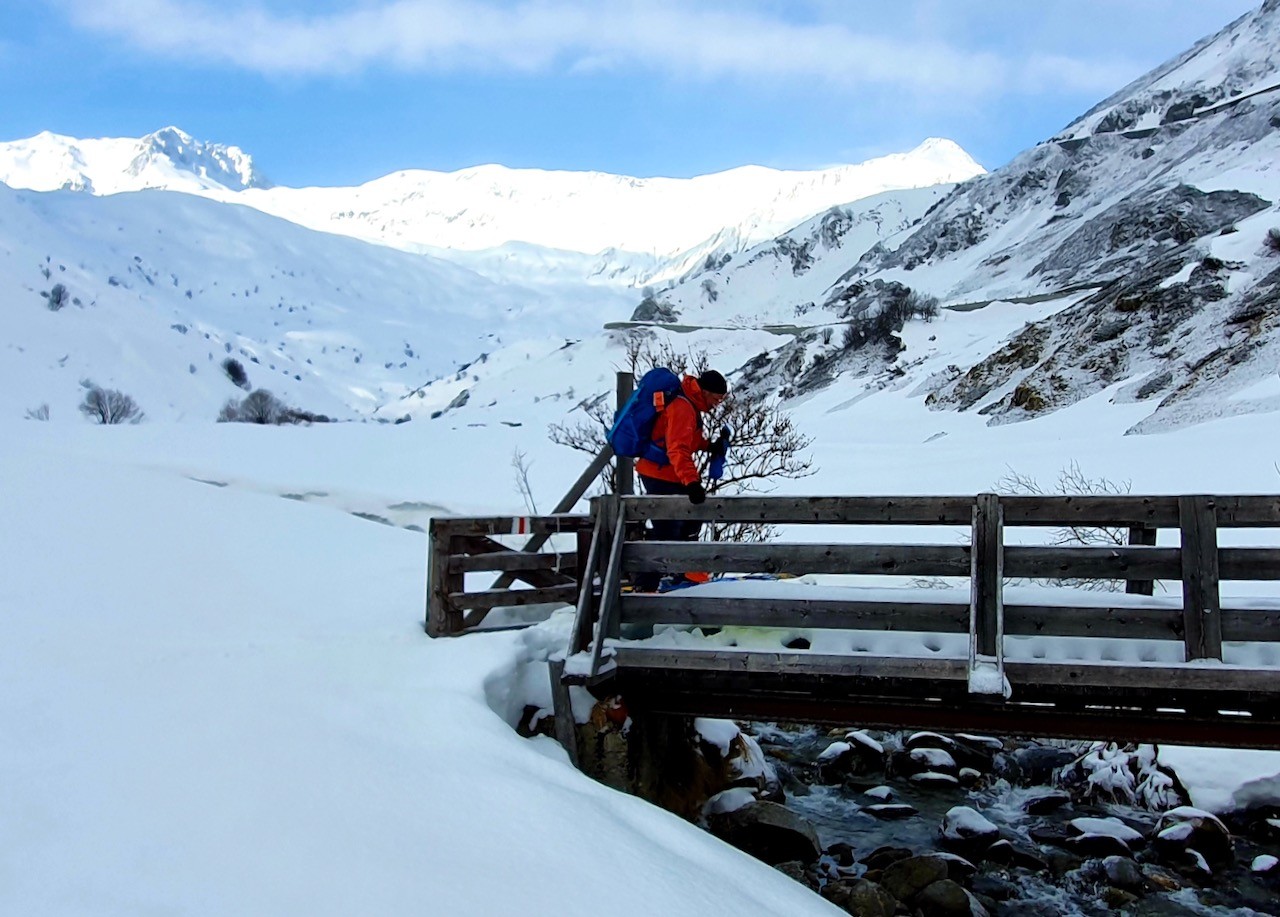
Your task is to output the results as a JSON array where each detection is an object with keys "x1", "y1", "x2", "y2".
[{"x1": 634, "y1": 474, "x2": 702, "y2": 592}]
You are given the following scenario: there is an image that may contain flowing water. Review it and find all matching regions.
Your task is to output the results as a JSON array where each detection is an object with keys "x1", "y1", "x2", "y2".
[{"x1": 750, "y1": 725, "x2": 1280, "y2": 916}]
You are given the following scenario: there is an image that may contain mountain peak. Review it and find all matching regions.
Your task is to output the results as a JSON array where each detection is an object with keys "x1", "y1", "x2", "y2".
[
  {"x1": 131, "y1": 126, "x2": 269, "y2": 191},
  {"x1": 0, "y1": 127, "x2": 270, "y2": 195}
]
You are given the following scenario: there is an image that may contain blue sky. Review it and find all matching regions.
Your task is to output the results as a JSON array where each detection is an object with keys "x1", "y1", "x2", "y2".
[{"x1": 0, "y1": 1, "x2": 1263, "y2": 187}]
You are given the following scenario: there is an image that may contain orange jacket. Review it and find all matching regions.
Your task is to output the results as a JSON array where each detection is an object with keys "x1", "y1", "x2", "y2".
[{"x1": 635, "y1": 375, "x2": 713, "y2": 486}]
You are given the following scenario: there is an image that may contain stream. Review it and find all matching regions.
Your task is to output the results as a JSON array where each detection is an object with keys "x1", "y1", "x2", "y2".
[{"x1": 742, "y1": 724, "x2": 1280, "y2": 916}]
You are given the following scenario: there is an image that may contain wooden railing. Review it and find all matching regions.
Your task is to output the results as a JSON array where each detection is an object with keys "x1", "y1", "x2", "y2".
[
  {"x1": 425, "y1": 514, "x2": 592, "y2": 636},
  {"x1": 560, "y1": 493, "x2": 1280, "y2": 747}
]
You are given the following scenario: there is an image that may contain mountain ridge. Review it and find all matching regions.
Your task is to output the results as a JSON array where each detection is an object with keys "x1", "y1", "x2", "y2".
[{"x1": 0, "y1": 131, "x2": 984, "y2": 288}]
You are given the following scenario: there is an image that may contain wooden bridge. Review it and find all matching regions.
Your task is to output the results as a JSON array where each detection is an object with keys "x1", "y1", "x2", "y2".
[{"x1": 427, "y1": 491, "x2": 1280, "y2": 750}]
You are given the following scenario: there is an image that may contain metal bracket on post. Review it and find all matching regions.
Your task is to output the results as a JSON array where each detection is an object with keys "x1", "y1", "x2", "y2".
[{"x1": 969, "y1": 493, "x2": 1008, "y2": 697}]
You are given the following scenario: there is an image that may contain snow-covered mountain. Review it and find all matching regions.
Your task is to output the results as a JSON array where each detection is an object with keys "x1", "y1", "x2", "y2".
[
  {"x1": 525, "y1": 0, "x2": 1280, "y2": 437},
  {"x1": 238, "y1": 138, "x2": 982, "y2": 283},
  {"x1": 8, "y1": 4, "x2": 1280, "y2": 438},
  {"x1": 0, "y1": 126, "x2": 980, "y2": 422},
  {"x1": 0, "y1": 131, "x2": 984, "y2": 289},
  {"x1": 0, "y1": 181, "x2": 634, "y2": 423},
  {"x1": 0, "y1": 126, "x2": 268, "y2": 195}
]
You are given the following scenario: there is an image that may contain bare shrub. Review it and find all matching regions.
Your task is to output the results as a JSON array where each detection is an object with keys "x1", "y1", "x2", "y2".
[
  {"x1": 218, "y1": 389, "x2": 328, "y2": 425},
  {"x1": 79, "y1": 385, "x2": 144, "y2": 424},
  {"x1": 217, "y1": 398, "x2": 242, "y2": 422},
  {"x1": 512, "y1": 448, "x2": 539, "y2": 514},
  {"x1": 238, "y1": 389, "x2": 285, "y2": 424},
  {"x1": 25, "y1": 404, "x2": 50, "y2": 421},
  {"x1": 996, "y1": 460, "x2": 1134, "y2": 591}
]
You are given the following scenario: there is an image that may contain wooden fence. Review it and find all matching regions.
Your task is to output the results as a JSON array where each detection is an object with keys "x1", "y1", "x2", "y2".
[
  {"x1": 560, "y1": 493, "x2": 1280, "y2": 747},
  {"x1": 425, "y1": 514, "x2": 592, "y2": 637}
]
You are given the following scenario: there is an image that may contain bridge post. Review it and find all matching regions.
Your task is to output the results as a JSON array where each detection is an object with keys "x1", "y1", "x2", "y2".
[
  {"x1": 615, "y1": 372, "x2": 634, "y2": 496},
  {"x1": 1180, "y1": 496, "x2": 1223, "y2": 661},
  {"x1": 425, "y1": 519, "x2": 463, "y2": 637},
  {"x1": 969, "y1": 493, "x2": 1006, "y2": 694}
]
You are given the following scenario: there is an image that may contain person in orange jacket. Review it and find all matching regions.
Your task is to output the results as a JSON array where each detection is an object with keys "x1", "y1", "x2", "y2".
[{"x1": 632, "y1": 369, "x2": 729, "y2": 591}]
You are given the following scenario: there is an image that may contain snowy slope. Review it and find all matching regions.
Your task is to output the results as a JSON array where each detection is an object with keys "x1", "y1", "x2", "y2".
[
  {"x1": 621, "y1": 185, "x2": 958, "y2": 329},
  {"x1": 0, "y1": 182, "x2": 631, "y2": 422},
  {"x1": 573, "y1": 0, "x2": 1280, "y2": 434}
]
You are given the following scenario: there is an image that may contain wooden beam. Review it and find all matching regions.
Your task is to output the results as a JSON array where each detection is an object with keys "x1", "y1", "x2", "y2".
[
  {"x1": 1004, "y1": 659, "x2": 1272, "y2": 693},
  {"x1": 1212, "y1": 495, "x2": 1280, "y2": 527},
  {"x1": 568, "y1": 518, "x2": 604, "y2": 656},
  {"x1": 1000, "y1": 496, "x2": 1180, "y2": 527},
  {"x1": 620, "y1": 594, "x2": 1190, "y2": 642},
  {"x1": 620, "y1": 493, "x2": 1280, "y2": 527},
  {"x1": 433, "y1": 515, "x2": 592, "y2": 537},
  {"x1": 447, "y1": 583, "x2": 578, "y2": 612},
  {"x1": 588, "y1": 500, "x2": 627, "y2": 681},
  {"x1": 624, "y1": 495, "x2": 978, "y2": 525},
  {"x1": 1003, "y1": 545, "x2": 1182, "y2": 580},
  {"x1": 613, "y1": 646, "x2": 970, "y2": 680},
  {"x1": 1221, "y1": 606, "x2": 1280, "y2": 642},
  {"x1": 548, "y1": 657, "x2": 579, "y2": 767},
  {"x1": 621, "y1": 595, "x2": 971, "y2": 632},
  {"x1": 1180, "y1": 496, "x2": 1224, "y2": 661},
  {"x1": 1004, "y1": 603, "x2": 1184, "y2": 640},
  {"x1": 619, "y1": 684, "x2": 1280, "y2": 750},
  {"x1": 1220, "y1": 548, "x2": 1280, "y2": 580},
  {"x1": 449, "y1": 550, "x2": 578, "y2": 575},
  {"x1": 623, "y1": 541, "x2": 972, "y2": 576}
]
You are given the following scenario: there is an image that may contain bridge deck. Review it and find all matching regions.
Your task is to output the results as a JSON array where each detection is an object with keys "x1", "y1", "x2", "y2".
[{"x1": 589, "y1": 579, "x2": 1280, "y2": 748}]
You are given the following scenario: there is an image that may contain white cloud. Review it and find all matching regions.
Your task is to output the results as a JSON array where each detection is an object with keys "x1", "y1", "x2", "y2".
[{"x1": 54, "y1": 0, "x2": 1159, "y2": 99}]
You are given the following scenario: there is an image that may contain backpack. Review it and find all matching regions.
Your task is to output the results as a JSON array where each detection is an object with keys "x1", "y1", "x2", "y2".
[{"x1": 608, "y1": 367, "x2": 683, "y2": 465}]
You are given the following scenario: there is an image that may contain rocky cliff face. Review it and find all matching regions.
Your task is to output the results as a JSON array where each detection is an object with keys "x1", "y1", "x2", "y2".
[{"x1": 697, "y1": 1, "x2": 1280, "y2": 433}]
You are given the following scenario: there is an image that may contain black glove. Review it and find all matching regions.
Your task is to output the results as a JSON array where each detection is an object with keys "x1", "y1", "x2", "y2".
[{"x1": 686, "y1": 481, "x2": 707, "y2": 505}]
